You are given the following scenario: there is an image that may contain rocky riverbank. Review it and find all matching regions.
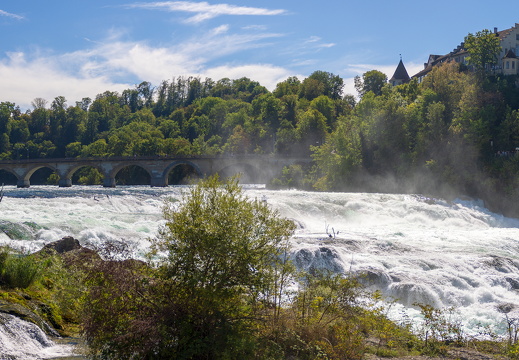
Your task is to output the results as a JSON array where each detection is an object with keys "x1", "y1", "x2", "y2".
[{"x1": 0, "y1": 236, "x2": 515, "y2": 359}]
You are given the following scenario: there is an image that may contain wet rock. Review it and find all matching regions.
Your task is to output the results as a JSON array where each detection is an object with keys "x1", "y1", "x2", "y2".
[
  {"x1": 483, "y1": 255, "x2": 519, "y2": 273},
  {"x1": 0, "y1": 301, "x2": 59, "y2": 337},
  {"x1": 505, "y1": 277, "x2": 519, "y2": 290},
  {"x1": 42, "y1": 236, "x2": 81, "y2": 254},
  {"x1": 292, "y1": 246, "x2": 343, "y2": 273},
  {"x1": 36, "y1": 236, "x2": 101, "y2": 267}
]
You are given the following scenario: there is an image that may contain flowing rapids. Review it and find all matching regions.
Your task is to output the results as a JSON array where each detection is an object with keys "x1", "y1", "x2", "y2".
[
  {"x1": 0, "y1": 313, "x2": 77, "y2": 359},
  {"x1": 0, "y1": 185, "x2": 518, "y2": 356}
]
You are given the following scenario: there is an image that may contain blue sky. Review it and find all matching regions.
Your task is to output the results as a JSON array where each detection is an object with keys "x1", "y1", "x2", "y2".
[{"x1": 1, "y1": 1, "x2": 517, "y2": 110}]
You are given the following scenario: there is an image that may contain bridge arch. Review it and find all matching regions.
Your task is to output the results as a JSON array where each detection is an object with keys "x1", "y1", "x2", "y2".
[
  {"x1": 164, "y1": 160, "x2": 203, "y2": 186},
  {"x1": 0, "y1": 168, "x2": 19, "y2": 185},
  {"x1": 18, "y1": 164, "x2": 58, "y2": 187},
  {"x1": 111, "y1": 163, "x2": 152, "y2": 186},
  {"x1": 59, "y1": 164, "x2": 105, "y2": 187}
]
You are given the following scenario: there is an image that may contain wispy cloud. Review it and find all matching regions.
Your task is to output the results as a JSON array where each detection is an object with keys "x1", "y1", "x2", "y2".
[
  {"x1": 0, "y1": 25, "x2": 288, "y2": 109},
  {"x1": 304, "y1": 36, "x2": 335, "y2": 49},
  {"x1": 124, "y1": 1, "x2": 286, "y2": 23},
  {"x1": 0, "y1": 9, "x2": 24, "y2": 20}
]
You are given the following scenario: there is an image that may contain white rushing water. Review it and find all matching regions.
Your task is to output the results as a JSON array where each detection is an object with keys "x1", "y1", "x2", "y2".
[
  {"x1": 0, "y1": 185, "x2": 518, "y2": 351},
  {"x1": 0, "y1": 313, "x2": 77, "y2": 359}
]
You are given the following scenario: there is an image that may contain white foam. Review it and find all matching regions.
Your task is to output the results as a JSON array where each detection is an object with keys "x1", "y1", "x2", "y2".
[
  {"x1": 0, "y1": 313, "x2": 77, "y2": 359},
  {"x1": 1, "y1": 186, "x2": 518, "y2": 337}
]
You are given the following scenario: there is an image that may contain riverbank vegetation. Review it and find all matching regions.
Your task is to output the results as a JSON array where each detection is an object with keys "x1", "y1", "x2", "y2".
[
  {"x1": 0, "y1": 176, "x2": 519, "y2": 359},
  {"x1": 1, "y1": 62, "x2": 519, "y2": 213}
]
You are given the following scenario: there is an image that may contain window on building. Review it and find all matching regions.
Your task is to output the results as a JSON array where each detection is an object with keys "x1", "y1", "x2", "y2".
[
  {"x1": 516, "y1": 34, "x2": 519, "y2": 40},
  {"x1": 506, "y1": 61, "x2": 510, "y2": 69},
  {"x1": 513, "y1": 61, "x2": 516, "y2": 69}
]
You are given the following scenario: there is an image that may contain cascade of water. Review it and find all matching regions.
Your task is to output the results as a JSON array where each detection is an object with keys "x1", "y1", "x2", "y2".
[
  {"x1": 0, "y1": 185, "x2": 518, "y2": 338},
  {"x1": 0, "y1": 313, "x2": 76, "y2": 359},
  {"x1": 258, "y1": 190, "x2": 519, "y2": 335}
]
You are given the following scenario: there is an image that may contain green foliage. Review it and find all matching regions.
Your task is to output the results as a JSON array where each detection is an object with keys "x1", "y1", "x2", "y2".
[
  {"x1": 311, "y1": 116, "x2": 362, "y2": 191},
  {"x1": 46, "y1": 172, "x2": 60, "y2": 185},
  {"x1": 303, "y1": 71, "x2": 344, "y2": 100},
  {"x1": 414, "y1": 303, "x2": 465, "y2": 355},
  {"x1": 464, "y1": 29, "x2": 502, "y2": 72},
  {"x1": 74, "y1": 166, "x2": 103, "y2": 185},
  {"x1": 0, "y1": 247, "x2": 41, "y2": 289},
  {"x1": 269, "y1": 164, "x2": 308, "y2": 189},
  {"x1": 354, "y1": 70, "x2": 388, "y2": 97}
]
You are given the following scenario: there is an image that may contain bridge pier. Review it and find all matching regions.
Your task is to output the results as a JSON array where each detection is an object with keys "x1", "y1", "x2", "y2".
[
  {"x1": 150, "y1": 175, "x2": 167, "y2": 187},
  {"x1": 103, "y1": 177, "x2": 116, "y2": 188},
  {"x1": 58, "y1": 178, "x2": 72, "y2": 187},
  {"x1": 17, "y1": 179, "x2": 30, "y2": 188}
]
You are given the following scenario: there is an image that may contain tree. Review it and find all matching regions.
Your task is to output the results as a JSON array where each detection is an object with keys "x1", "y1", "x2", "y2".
[
  {"x1": 155, "y1": 176, "x2": 295, "y2": 356},
  {"x1": 31, "y1": 97, "x2": 47, "y2": 110},
  {"x1": 306, "y1": 70, "x2": 344, "y2": 100},
  {"x1": 310, "y1": 95, "x2": 335, "y2": 128},
  {"x1": 312, "y1": 117, "x2": 362, "y2": 190},
  {"x1": 222, "y1": 125, "x2": 251, "y2": 154},
  {"x1": 464, "y1": 29, "x2": 501, "y2": 72},
  {"x1": 273, "y1": 76, "x2": 301, "y2": 98},
  {"x1": 296, "y1": 109, "x2": 329, "y2": 156},
  {"x1": 354, "y1": 70, "x2": 388, "y2": 97},
  {"x1": 49, "y1": 96, "x2": 68, "y2": 155},
  {"x1": 0, "y1": 102, "x2": 14, "y2": 136}
]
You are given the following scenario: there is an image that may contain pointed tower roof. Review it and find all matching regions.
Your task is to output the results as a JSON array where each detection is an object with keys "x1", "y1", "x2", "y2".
[{"x1": 389, "y1": 59, "x2": 411, "y2": 84}]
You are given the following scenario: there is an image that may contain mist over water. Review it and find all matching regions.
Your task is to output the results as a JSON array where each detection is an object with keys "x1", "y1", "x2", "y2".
[{"x1": 1, "y1": 185, "x2": 519, "y2": 339}]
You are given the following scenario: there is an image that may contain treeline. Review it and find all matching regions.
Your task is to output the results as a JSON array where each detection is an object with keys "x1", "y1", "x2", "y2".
[
  {"x1": 310, "y1": 64, "x2": 519, "y2": 216},
  {"x1": 2, "y1": 65, "x2": 519, "y2": 213},
  {"x1": 0, "y1": 71, "x2": 348, "y2": 162}
]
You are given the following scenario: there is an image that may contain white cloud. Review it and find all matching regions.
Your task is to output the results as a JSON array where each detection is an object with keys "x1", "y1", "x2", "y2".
[
  {"x1": 0, "y1": 9, "x2": 23, "y2": 20},
  {"x1": 211, "y1": 24, "x2": 229, "y2": 35},
  {"x1": 0, "y1": 25, "x2": 288, "y2": 110},
  {"x1": 125, "y1": 1, "x2": 286, "y2": 23},
  {"x1": 306, "y1": 36, "x2": 321, "y2": 43},
  {"x1": 0, "y1": 52, "x2": 129, "y2": 111},
  {"x1": 242, "y1": 24, "x2": 267, "y2": 31}
]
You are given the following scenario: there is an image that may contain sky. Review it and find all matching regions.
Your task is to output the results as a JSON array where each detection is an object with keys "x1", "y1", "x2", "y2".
[{"x1": 1, "y1": 1, "x2": 518, "y2": 110}]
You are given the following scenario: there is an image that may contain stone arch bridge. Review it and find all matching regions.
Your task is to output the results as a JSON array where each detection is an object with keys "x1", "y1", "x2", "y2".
[{"x1": 0, "y1": 155, "x2": 310, "y2": 188}]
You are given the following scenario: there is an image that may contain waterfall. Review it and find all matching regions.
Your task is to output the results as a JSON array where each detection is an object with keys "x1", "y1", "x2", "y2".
[
  {"x1": 0, "y1": 313, "x2": 77, "y2": 359},
  {"x1": 0, "y1": 185, "x2": 518, "y2": 337}
]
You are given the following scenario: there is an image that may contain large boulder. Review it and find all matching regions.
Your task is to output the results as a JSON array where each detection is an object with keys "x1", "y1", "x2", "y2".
[
  {"x1": 41, "y1": 236, "x2": 82, "y2": 253},
  {"x1": 37, "y1": 236, "x2": 101, "y2": 267}
]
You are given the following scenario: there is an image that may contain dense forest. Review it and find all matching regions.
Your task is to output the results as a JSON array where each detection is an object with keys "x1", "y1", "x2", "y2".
[{"x1": 1, "y1": 63, "x2": 519, "y2": 214}]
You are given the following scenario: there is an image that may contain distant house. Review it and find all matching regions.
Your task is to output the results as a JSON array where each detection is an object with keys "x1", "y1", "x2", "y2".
[{"x1": 411, "y1": 23, "x2": 519, "y2": 82}]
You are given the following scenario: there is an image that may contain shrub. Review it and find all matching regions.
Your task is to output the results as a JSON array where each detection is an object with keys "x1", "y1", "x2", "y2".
[{"x1": 0, "y1": 247, "x2": 41, "y2": 289}]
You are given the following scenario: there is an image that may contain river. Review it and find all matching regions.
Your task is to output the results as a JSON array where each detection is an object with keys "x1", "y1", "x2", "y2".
[{"x1": 0, "y1": 185, "x2": 518, "y2": 358}]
